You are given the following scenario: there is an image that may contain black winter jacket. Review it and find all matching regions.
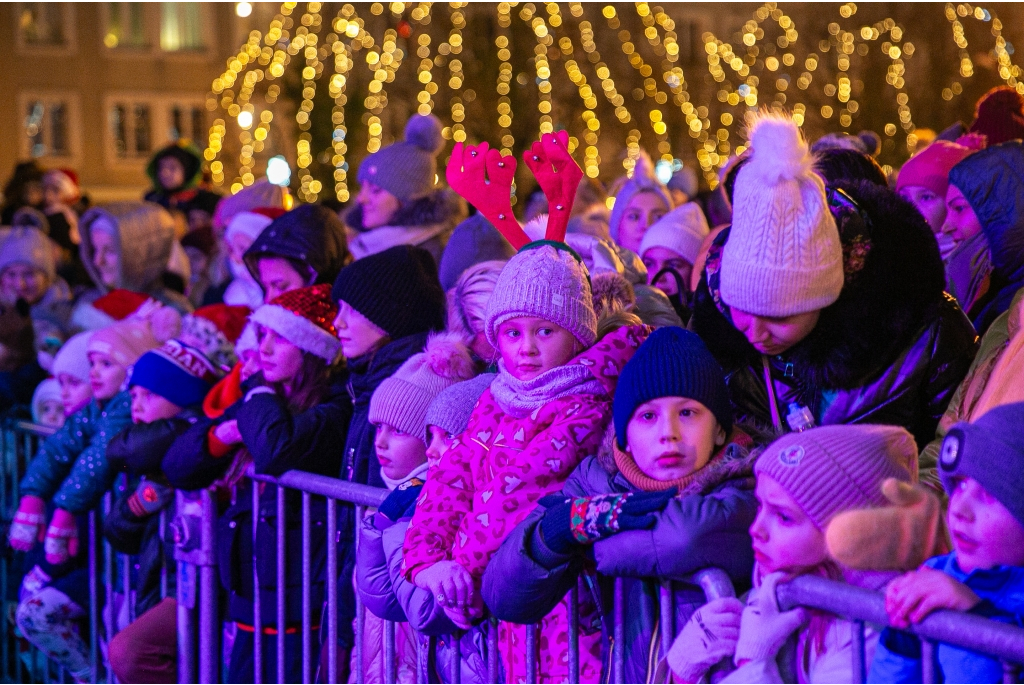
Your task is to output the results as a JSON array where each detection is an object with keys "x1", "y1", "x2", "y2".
[
  {"x1": 692, "y1": 180, "x2": 979, "y2": 448},
  {"x1": 104, "y1": 406, "x2": 205, "y2": 616}
]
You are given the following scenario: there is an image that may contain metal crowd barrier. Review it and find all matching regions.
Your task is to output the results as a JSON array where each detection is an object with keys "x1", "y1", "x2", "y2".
[{"x1": 5, "y1": 417, "x2": 1024, "y2": 684}]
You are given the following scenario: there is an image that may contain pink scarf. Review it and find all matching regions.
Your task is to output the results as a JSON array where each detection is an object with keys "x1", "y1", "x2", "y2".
[{"x1": 488, "y1": 359, "x2": 606, "y2": 419}]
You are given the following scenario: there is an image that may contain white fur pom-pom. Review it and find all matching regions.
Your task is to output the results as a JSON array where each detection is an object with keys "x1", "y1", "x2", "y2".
[
  {"x1": 744, "y1": 112, "x2": 813, "y2": 184},
  {"x1": 424, "y1": 331, "x2": 475, "y2": 381}
]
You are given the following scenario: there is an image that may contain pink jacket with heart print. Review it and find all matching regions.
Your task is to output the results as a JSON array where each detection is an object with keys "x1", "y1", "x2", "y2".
[{"x1": 401, "y1": 324, "x2": 650, "y2": 582}]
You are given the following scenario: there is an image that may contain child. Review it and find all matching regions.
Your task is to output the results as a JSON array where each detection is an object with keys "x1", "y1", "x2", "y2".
[
  {"x1": 51, "y1": 331, "x2": 94, "y2": 417},
  {"x1": 869, "y1": 402, "x2": 1024, "y2": 683},
  {"x1": 667, "y1": 424, "x2": 917, "y2": 683},
  {"x1": 444, "y1": 259, "x2": 507, "y2": 366},
  {"x1": 402, "y1": 235, "x2": 647, "y2": 684},
  {"x1": 638, "y1": 202, "x2": 710, "y2": 318},
  {"x1": 355, "y1": 332, "x2": 476, "y2": 682},
  {"x1": 143, "y1": 142, "x2": 222, "y2": 230},
  {"x1": 243, "y1": 204, "x2": 350, "y2": 302},
  {"x1": 607, "y1": 152, "x2": 672, "y2": 253},
  {"x1": 11, "y1": 319, "x2": 158, "y2": 563},
  {"x1": 163, "y1": 284, "x2": 348, "y2": 683},
  {"x1": 0, "y1": 226, "x2": 74, "y2": 354},
  {"x1": 103, "y1": 340, "x2": 221, "y2": 684},
  {"x1": 482, "y1": 327, "x2": 757, "y2": 683},
  {"x1": 219, "y1": 209, "x2": 283, "y2": 309},
  {"x1": 76, "y1": 203, "x2": 192, "y2": 316},
  {"x1": 30, "y1": 378, "x2": 64, "y2": 429}
]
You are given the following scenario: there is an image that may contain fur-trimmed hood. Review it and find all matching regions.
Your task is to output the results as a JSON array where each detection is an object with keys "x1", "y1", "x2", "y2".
[
  {"x1": 695, "y1": 180, "x2": 949, "y2": 389},
  {"x1": 345, "y1": 188, "x2": 467, "y2": 233}
]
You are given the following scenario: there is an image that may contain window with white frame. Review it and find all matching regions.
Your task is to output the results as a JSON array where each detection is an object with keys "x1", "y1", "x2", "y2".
[
  {"x1": 105, "y1": 94, "x2": 207, "y2": 165},
  {"x1": 18, "y1": 93, "x2": 80, "y2": 162},
  {"x1": 15, "y1": 3, "x2": 76, "y2": 53},
  {"x1": 103, "y1": 2, "x2": 207, "y2": 53}
]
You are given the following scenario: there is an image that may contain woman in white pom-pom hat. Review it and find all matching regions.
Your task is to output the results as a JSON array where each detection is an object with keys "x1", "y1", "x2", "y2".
[{"x1": 691, "y1": 111, "x2": 976, "y2": 469}]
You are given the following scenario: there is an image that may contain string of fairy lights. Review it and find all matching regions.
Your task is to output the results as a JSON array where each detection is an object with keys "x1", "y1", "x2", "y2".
[{"x1": 206, "y1": 2, "x2": 1023, "y2": 200}]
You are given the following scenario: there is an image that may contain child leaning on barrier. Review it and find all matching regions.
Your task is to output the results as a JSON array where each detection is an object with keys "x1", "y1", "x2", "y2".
[
  {"x1": 668, "y1": 424, "x2": 918, "y2": 684},
  {"x1": 354, "y1": 332, "x2": 477, "y2": 682},
  {"x1": 9, "y1": 320, "x2": 158, "y2": 681},
  {"x1": 481, "y1": 326, "x2": 760, "y2": 684},
  {"x1": 102, "y1": 340, "x2": 222, "y2": 684},
  {"x1": 868, "y1": 402, "x2": 1024, "y2": 684},
  {"x1": 162, "y1": 284, "x2": 348, "y2": 684}
]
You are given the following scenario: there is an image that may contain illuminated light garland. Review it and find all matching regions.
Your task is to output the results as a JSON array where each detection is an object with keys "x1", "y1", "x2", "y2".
[
  {"x1": 330, "y1": 5, "x2": 357, "y2": 202},
  {"x1": 447, "y1": 3, "x2": 468, "y2": 143},
  {"x1": 495, "y1": 2, "x2": 515, "y2": 156},
  {"x1": 414, "y1": 13, "x2": 435, "y2": 116},
  {"x1": 520, "y1": 2, "x2": 554, "y2": 135},
  {"x1": 290, "y1": 2, "x2": 326, "y2": 201}
]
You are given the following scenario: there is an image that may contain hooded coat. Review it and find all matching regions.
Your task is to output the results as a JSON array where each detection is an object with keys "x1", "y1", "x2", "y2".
[
  {"x1": 243, "y1": 204, "x2": 351, "y2": 289},
  {"x1": 948, "y1": 141, "x2": 1024, "y2": 335},
  {"x1": 76, "y1": 202, "x2": 192, "y2": 314},
  {"x1": 481, "y1": 428, "x2": 758, "y2": 684},
  {"x1": 143, "y1": 142, "x2": 222, "y2": 217},
  {"x1": 345, "y1": 189, "x2": 467, "y2": 265},
  {"x1": 692, "y1": 180, "x2": 979, "y2": 449}
]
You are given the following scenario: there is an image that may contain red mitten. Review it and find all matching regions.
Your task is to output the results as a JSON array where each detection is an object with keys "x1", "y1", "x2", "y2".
[
  {"x1": 9, "y1": 495, "x2": 47, "y2": 552},
  {"x1": 446, "y1": 141, "x2": 530, "y2": 249},
  {"x1": 523, "y1": 130, "x2": 584, "y2": 242},
  {"x1": 44, "y1": 508, "x2": 79, "y2": 565}
]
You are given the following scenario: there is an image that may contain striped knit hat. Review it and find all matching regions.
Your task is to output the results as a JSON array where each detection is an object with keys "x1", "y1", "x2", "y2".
[{"x1": 755, "y1": 424, "x2": 917, "y2": 529}]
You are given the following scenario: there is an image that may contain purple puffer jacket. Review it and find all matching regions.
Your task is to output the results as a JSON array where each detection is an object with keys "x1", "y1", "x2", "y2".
[{"x1": 481, "y1": 433, "x2": 759, "y2": 684}]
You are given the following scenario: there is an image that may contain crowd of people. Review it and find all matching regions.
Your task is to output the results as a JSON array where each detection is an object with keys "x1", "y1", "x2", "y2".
[{"x1": 1, "y1": 83, "x2": 1024, "y2": 684}]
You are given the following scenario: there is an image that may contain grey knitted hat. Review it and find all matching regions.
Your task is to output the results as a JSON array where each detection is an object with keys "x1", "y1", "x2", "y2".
[
  {"x1": 755, "y1": 424, "x2": 917, "y2": 530},
  {"x1": 357, "y1": 114, "x2": 445, "y2": 203},
  {"x1": 368, "y1": 332, "x2": 475, "y2": 443},
  {"x1": 484, "y1": 244, "x2": 597, "y2": 348},
  {"x1": 424, "y1": 372, "x2": 495, "y2": 440}
]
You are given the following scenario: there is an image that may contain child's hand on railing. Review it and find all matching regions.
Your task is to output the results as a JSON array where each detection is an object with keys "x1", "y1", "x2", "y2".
[
  {"x1": 734, "y1": 572, "x2": 807, "y2": 667},
  {"x1": 538, "y1": 488, "x2": 677, "y2": 554},
  {"x1": 44, "y1": 508, "x2": 78, "y2": 565},
  {"x1": 884, "y1": 566, "x2": 981, "y2": 628},
  {"x1": 414, "y1": 559, "x2": 477, "y2": 624},
  {"x1": 667, "y1": 596, "x2": 744, "y2": 683},
  {"x1": 127, "y1": 480, "x2": 174, "y2": 518},
  {"x1": 9, "y1": 495, "x2": 47, "y2": 552}
]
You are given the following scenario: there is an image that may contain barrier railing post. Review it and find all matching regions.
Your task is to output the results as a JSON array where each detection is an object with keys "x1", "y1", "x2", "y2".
[
  {"x1": 659, "y1": 580, "x2": 674, "y2": 661},
  {"x1": 487, "y1": 616, "x2": 499, "y2": 683},
  {"x1": 355, "y1": 504, "x2": 365, "y2": 684},
  {"x1": 851, "y1": 620, "x2": 866, "y2": 683},
  {"x1": 921, "y1": 639, "x2": 936, "y2": 684},
  {"x1": 198, "y1": 488, "x2": 219, "y2": 684},
  {"x1": 276, "y1": 484, "x2": 286, "y2": 684},
  {"x1": 384, "y1": 619, "x2": 396, "y2": 683},
  {"x1": 568, "y1": 587, "x2": 580, "y2": 684},
  {"x1": 301, "y1": 491, "x2": 312, "y2": 684},
  {"x1": 88, "y1": 510, "x2": 99, "y2": 684},
  {"x1": 172, "y1": 489, "x2": 218, "y2": 684},
  {"x1": 612, "y1": 578, "x2": 624, "y2": 684},
  {"x1": 252, "y1": 483, "x2": 262, "y2": 684},
  {"x1": 326, "y1": 498, "x2": 338, "y2": 684}
]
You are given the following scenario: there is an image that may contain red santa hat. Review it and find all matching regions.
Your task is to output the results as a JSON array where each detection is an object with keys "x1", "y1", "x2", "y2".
[{"x1": 249, "y1": 284, "x2": 341, "y2": 361}]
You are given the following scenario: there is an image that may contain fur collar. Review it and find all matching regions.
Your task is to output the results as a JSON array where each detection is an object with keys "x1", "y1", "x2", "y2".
[
  {"x1": 345, "y1": 188, "x2": 466, "y2": 233},
  {"x1": 695, "y1": 180, "x2": 947, "y2": 389}
]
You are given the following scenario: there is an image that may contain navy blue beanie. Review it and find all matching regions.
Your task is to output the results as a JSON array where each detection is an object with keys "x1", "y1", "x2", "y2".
[
  {"x1": 612, "y1": 327, "x2": 732, "y2": 448},
  {"x1": 939, "y1": 401, "x2": 1024, "y2": 527},
  {"x1": 129, "y1": 340, "x2": 221, "y2": 409}
]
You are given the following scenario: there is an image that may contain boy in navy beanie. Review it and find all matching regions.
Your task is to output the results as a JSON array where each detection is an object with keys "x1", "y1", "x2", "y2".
[{"x1": 871, "y1": 401, "x2": 1024, "y2": 684}]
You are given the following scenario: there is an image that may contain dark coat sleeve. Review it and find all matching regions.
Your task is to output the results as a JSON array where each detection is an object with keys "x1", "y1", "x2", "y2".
[
  {"x1": 103, "y1": 492, "x2": 148, "y2": 555},
  {"x1": 162, "y1": 411, "x2": 236, "y2": 491},
  {"x1": 235, "y1": 386, "x2": 350, "y2": 478},
  {"x1": 107, "y1": 411, "x2": 198, "y2": 475}
]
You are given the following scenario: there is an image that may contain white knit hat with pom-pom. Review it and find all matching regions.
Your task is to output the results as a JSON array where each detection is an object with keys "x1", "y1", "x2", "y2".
[
  {"x1": 720, "y1": 112, "x2": 843, "y2": 317},
  {"x1": 368, "y1": 331, "x2": 477, "y2": 444}
]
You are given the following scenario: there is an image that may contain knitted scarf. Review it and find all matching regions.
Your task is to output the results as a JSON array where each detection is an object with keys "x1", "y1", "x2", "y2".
[
  {"x1": 489, "y1": 359, "x2": 606, "y2": 419},
  {"x1": 612, "y1": 429, "x2": 755, "y2": 493}
]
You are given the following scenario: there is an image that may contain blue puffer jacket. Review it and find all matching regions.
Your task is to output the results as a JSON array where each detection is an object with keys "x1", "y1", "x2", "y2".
[
  {"x1": 481, "y1": 431, "x2": 758, "y2": 684},
  {"x1": 868, "y1": 553, "x2": 1024, "y2": 684},
  {"x1": 949, "y1": 141, "x2": 1024, "y2": 335},
  {"x1": 20, "y1": 391, "x2": 132, "y2": 513}
]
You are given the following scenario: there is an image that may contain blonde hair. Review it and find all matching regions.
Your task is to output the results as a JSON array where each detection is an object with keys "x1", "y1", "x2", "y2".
[{"x1": 446, "y1": 260, "x2": 506, "y2": 342}]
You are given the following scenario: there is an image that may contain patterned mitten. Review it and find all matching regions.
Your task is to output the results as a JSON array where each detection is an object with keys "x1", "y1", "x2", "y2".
[
  {"x1": 44, "y1": 508, "x2": 79, "y2": 565},
  {"x1": 826, "y1": 478, "x2": 950, "y2": 571},
  {"x1": 9, "y1": 495, "x2": 47, "y2": 552},
  {"x1": 540, "y1": 488, "x2": 676, "y2": 554}
]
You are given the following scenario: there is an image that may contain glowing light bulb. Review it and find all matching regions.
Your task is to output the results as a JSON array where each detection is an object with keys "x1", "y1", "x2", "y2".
[
  {"x1": 235, "y1": 2, "x2": 252, "y2": 18},
  {"x1": 237, "y1": 111, "x2": 253, "y2": 129},
  {"x1": 267, "y1": 156, "x2": 291, "y2": 186}
]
